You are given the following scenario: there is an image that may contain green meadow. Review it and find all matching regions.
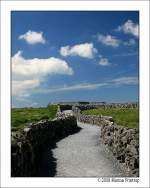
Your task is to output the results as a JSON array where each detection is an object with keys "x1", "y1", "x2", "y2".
[
  {"x1": 82, "y1": 108, "x2": 139, "y2": 128},
  {"x1": 11, "y1": 105, "x2": 57, "y2": 130}
]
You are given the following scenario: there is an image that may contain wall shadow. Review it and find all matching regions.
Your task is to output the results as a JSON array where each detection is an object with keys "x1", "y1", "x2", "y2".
[
  {"x1": 35, "y1": 126, "x2": 82, "y2": 177},
  {"x1": 35, "y1": 144, "x2": 57, "y2": 177}
]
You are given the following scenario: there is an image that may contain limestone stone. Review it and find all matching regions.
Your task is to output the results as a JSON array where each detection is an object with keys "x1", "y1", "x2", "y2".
[
  {"x1": 72, "y1": 106, "x2": 139, "y2": 177},
  {"x1": 11, "y1": 114, "x2": 79, "y2": 177}
]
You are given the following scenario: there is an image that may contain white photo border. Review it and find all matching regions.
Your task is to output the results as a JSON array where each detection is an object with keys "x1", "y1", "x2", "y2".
[{"x1": 0, "y1": 1, "x2": 149, "y2": 187}]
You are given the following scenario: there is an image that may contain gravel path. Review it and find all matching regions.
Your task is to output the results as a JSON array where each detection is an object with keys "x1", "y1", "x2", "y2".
[{"x1": 52, "y1": 122, "x2": 124, "y2": 177}]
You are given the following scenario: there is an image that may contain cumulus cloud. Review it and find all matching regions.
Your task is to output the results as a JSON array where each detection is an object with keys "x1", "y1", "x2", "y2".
[
  {"x1": 60, "y1": 43, "x2": 97, "y2": 59},
  {"x1": 116, "y1": 20, "x2": 139, "y2": 37},
  {"x1": 19, "y1": 30, "x2": 46, "y2": 44},
  {"x1": 12, "y1": 51, "x2": 73, "y2": 97},
  {"x1": 123, "y1": 39, "x2": 136, "y2": 46},
  {"x1": 97, "y1": 34, "x2": 120, "y2": 47},
  {"x1": 12, "y1": 80, "x2": 40, "y2": 97},
  {"x1": 12, "y1": 51, "x2": 73, "y2": 79},
  {"x1": 99, "y1": 58, "x2": 110, "y2": 66}
]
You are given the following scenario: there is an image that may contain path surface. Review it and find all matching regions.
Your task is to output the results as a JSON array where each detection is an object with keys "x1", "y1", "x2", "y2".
[{"x1": 52, "y1": 121, "x2": 124, "y2": 177}]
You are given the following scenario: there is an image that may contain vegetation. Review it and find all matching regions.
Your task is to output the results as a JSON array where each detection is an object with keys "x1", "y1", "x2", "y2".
[
  {"x1": 82, "y1": 108, "x2": 139, "y2": 128},
  {"x1": 11, "y1": 105, "x2": 58, "y2": 129},
  {"x1": 79, "y1": 101, "x2": 89, "y2": 105}
]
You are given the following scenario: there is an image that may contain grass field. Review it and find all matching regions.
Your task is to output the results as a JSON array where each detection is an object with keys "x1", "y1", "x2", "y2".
[
  {"x1": 82, "y1": 108, "x2": 139, "y2": 128},
  {"x1": 11, "y1": 105, "x2": 58, "y2": 129}
]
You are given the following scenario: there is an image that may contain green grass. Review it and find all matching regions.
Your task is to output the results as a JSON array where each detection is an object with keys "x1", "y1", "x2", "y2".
[
  {"x1": 11, "y1": 105, "x2": 58, "y2": 130},
  {"x1": 82, "y1": 108, "x2": 139, "y2": 128}
]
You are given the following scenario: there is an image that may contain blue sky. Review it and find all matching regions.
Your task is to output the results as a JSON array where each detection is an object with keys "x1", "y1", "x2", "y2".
[{"x1": 11, "y1": 11, "x2": 139, "y2": 107}]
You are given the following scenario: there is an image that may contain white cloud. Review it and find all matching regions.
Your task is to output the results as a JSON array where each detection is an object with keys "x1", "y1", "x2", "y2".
[
  {"x1": 35, "y1": 76, "x2": 138, "y2": 94},
  {"x1": 12, "y1": 51, "x2": 73, "y2": 78},
  {"x1": 97, "y1": 34, "x2": 120, "y2": 47},
  {"x1": 116, "y1": 20, "x2": 139, "y2": 37},
  {"x1": 36, "y1": 83, "x2": 108, "y2": 94},
  {"x1": 112, "y1": 76, "x2": 138, "y2": 85},
  {"x1": 123, "y1": 39, "x2": 136, "y2": 46},
  {"x1": 12, "y1": 79, "x2": 40, "y2": 97},
  {"x1": 19, "y1": 30, "x2": 46, "y2": 44},
  {"x1": 99, "y1": 58, "x2": 110, "y2": 66},
  {"x1": 12, "y1": 51, "x2": 73, "y2": 97},
  {"x1": 60, "y1": 43, "x2": 97, "y2": 59}
]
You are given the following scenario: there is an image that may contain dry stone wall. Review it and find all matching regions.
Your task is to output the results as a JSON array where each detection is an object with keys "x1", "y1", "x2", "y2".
[
  {"x1": 101, "y1": 123, "x2": 139, "y2": 177},
  {"x1": 72, "y1": 103, "x2": 138, "y2": 112},
  {"x1": 72, "y1": 106, "x2": 139, "y2": 177},
  {"x1": 11, "y1": 115, "x2": 79, "y2": 177}
]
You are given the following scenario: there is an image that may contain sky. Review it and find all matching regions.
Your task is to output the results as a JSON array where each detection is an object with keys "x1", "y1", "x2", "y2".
[{"x1": 11, "y1": 11, "x2": 139, "y2": 107}]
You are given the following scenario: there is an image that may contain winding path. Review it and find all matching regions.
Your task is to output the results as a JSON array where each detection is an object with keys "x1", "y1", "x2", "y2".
[{"x1": 52, "y1": 121, "x2": 124, "y2": 177}]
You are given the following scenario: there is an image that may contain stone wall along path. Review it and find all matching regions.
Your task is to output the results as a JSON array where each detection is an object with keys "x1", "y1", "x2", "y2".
[{"x1": 52, "y1": 122, "x2": 125, "y2": 177}]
